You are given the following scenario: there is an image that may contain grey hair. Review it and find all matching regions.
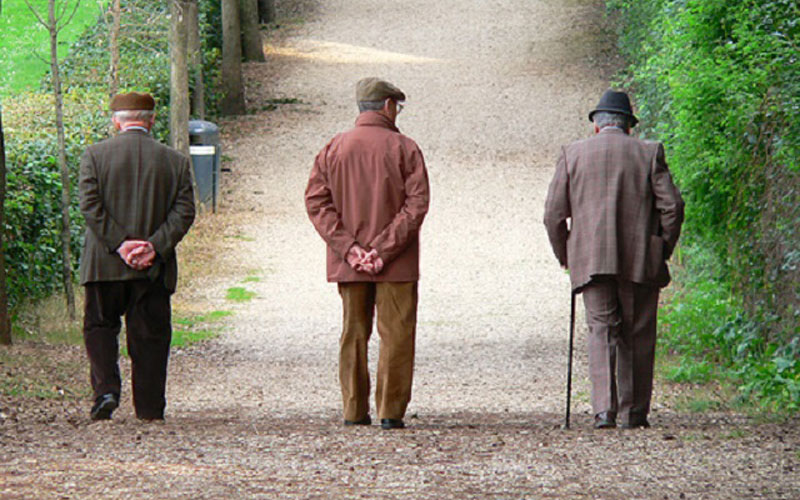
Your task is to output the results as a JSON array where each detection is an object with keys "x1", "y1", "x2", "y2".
[
  {"x1": 357, "y1": 100, "x2": 387, "y2": 113},
  {"x1": 593, "y1": 111, "x2": 630, "y2": 130},
  {"x1": 113, "y1": 110, "x2": 155, "y2": 123}
]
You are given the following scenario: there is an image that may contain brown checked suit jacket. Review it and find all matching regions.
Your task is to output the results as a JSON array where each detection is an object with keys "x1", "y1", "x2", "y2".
[
  {"x1": 78, "y1": 130, "x2": 195, "y2": 292},
  {"x1": 543, "y1": 128, "x2": 684, "y2": 291}
]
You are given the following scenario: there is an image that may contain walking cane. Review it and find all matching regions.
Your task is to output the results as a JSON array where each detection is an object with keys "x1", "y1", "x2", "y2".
[{"x1": 564, "y1": 290, "x2": 576, "y2": 429}]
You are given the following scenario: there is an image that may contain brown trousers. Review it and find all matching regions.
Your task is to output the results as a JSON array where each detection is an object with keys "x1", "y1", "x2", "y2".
[
  {"x1": 581, "y1": 276, "x2": 659, "y2": 423},
  {"x1": 83, "y1": 279, "x2": 172, "y2": 419},
  {"x1": 338, "y1": 282, "x2": 418, "y2": 421}
]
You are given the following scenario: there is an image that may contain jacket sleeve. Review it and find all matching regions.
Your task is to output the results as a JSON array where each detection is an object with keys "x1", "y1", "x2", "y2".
[
  {"x1": 651, "y1": 143, "x2": 684, "y2": 259},
  {"x1": 368, "y1": 145, "x2": 430, "y2": 264},
  {"x1": 543, "y1": 147, "x2": 570, "y2": 267},
  {"x1": 305, "y1": 143, "x2": 357, "y2": 259},
  {"x1": 79, "y1": 149, "x2": 129, "y2": 253},
  {"x1": 147, "y1": 155, "x2": 196, "y2": 257}
]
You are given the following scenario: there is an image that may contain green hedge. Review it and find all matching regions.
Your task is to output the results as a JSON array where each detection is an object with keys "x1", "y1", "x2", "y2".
[
  {"x1": 3, "y1": 0, "x2": 222, "y2": 309},
  {"x1": 608, "y1": 0, "x2": 799, "y2": 411}
]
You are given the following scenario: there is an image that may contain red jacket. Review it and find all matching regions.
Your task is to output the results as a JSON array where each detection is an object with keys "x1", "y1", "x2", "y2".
[{"x1": 305, "y1": 112, "x2": 430, "y2": 282}]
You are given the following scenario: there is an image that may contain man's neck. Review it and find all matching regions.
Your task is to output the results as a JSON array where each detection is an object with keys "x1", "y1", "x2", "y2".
[{"x1": 599, "y1": 125, "x2": 628, "y2": 134}]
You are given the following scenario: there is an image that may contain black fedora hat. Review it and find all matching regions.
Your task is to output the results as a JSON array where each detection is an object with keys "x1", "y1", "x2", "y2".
[{"x1": 588, "y1": 89, "x2": 638, "y2": 127}]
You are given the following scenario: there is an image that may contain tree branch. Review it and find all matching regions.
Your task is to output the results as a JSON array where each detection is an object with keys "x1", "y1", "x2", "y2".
[
  {"x1": 23, "y1": 0, "x2": 49, "y2": 27},
  {"x1": 56, "y1": 0, "x2": 82, "y2": 35}
]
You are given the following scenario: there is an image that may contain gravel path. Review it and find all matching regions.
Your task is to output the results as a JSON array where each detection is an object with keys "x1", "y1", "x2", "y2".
[{"x1": 2, "y1": 0, "x2": 798, "y2": 498}]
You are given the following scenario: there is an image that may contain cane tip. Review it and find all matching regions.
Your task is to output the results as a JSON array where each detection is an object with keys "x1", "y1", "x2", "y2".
[{"x1": 560, "y1": 423, "x2": 571, "y2": 430}]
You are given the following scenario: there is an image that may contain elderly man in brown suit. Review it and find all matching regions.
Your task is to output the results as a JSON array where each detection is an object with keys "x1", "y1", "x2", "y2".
[
  {"x1": 79, "y1": 92, "x2": 195, "y2": 421},
  {"x1": 306, "y1": 78, "x2": 430, "y2": 430},
  {"x1": 544, "y1": 90, "x2": 684, "y2": 429}
]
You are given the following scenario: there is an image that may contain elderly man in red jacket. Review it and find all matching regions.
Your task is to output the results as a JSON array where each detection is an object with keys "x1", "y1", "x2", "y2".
[
  {"x1": 305, "y1": 78, "x2": 430, "y2": 430},
  {"x1": 544, "y1": 90, "x2": 684, "y2": 429}
]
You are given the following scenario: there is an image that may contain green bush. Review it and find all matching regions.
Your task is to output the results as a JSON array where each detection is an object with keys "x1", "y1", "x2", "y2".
[
  {"x1": 3, "y1": 0, "x2": 224, "y2": 309},
  {"x1": 609, "y1": 0, "x2": 799, "y2": 411}
]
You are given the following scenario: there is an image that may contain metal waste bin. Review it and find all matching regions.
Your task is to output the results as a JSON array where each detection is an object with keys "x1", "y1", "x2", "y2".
[{"x1": 188, "y1": 120, "x2": 221, "y2": 212}]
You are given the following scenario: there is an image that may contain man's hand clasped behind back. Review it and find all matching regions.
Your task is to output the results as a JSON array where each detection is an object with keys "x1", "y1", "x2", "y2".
[
  {"x1": 117, "y1": 240, "x2": 156, "y2": 271},
  {"x1": 346, "y1": 244, "x2": 384, "y2": 275}
]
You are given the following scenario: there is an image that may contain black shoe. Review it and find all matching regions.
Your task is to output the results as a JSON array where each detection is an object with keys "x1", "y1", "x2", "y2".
[
  {"x1": 620, "y1": 413, "x2": 650, "y2": 429},
  {"x1": 90, "y1": 393, "x2": 119, "y2": 421},
  {"x1": 593, "y1": 412, "x2": 616, "y2": 429},
  {"x1": 381, "y1": 418, "x2": 405, "y2": 430},
  {"x1": 344, "y1": 416, "x2": 372, "y2": 426}
]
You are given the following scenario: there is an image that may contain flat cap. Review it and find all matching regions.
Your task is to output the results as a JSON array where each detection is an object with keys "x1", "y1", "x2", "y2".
[
  {"x1": 356, "y1": 77, "x2": 406, "y2": 103},
  {"x1": 110, "y1": 91, "x2": 156, "y2": 111}
]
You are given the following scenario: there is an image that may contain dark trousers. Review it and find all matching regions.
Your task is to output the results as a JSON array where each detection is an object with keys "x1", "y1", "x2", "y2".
[
  {"x1": 581, "y1": 276, "x2": 659, "y2": 423},
  {"x1": 83, "y1": 279, "x2": 172, "y2": 419},
  {"x1": 338, "y1": 282, "x2": 418, "y2": 421}
]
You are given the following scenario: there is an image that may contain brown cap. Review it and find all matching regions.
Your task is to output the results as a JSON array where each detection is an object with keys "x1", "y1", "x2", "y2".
[
  {"x1": 355, "y1": 77, "x2": 406, "y2": 103},
  {"x1": 110, "y1": 92, "x2": 156, "y2": 111}
]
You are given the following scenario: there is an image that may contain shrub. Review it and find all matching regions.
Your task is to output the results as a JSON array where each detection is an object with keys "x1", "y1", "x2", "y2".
[{"x1": 609, "y1": 0, "x2": 799, "y2": 411}]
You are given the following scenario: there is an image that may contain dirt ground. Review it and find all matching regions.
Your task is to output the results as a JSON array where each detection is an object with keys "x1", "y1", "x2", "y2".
[{"x1": 1, "y1": 0, "x2": 798, "y2": 498}]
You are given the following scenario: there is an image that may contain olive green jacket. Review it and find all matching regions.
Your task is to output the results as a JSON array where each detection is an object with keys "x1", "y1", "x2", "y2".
[{"x1": 78, "y1": 130, "x2": 195, "y2": 292}]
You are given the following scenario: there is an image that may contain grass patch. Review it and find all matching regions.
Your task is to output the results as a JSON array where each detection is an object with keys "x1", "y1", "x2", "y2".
[
  {"x1": 10, "y1": 293, "x2": 84, "y2": 345},
  {"x1": 0, "y1": 0, "x2": 106, "y2": 96},
  {"x1": 0, "y1": 344, "x2": 89, "y2": 399},
  {"x1": 226, "y1": 287, "x2": 256, "y2": 302},
  {"x1": 260, "y1": 97, "x2": 302, "y2": 111},
  {"x1": 242, "y1": 276, "x2": 261, "y2": 283}
]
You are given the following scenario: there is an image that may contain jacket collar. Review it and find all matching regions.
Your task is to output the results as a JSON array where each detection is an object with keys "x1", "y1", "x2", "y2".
[
  {"x1": 355, "y1": 111, "x2": 399, "y2": 132},
  {"x1": 598, "y1": 126, "x2": 628, "y2": 136}
]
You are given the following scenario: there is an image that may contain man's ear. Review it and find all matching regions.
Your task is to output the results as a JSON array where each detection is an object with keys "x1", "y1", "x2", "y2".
[{"x1": 111, "y1": 115, "x2": 122, "y2": 131}]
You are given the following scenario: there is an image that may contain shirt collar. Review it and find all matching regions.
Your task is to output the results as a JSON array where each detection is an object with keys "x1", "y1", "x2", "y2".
[
  {"x1": 354, "y1": 111, "x2": 399, "y2": 133},
  {"x1": 121, "y1": 126, "x2": 150, "y2": 133}
]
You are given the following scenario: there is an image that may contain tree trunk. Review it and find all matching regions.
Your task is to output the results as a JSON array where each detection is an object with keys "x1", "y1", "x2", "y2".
[
  {"x1": 108, "y1": 0, "x2": 121, "y2": 98},
  {"x1": 48, "y1": 0, "x2": 76, "y2": 320},
  {"x1": 0, "y1": 107, "x2": 11, "y2": 345},
  {"x1": 221, "y1": 0, "x2": 245, "y2": 115},
  {"x1": 108, "y1": 0, "x2": 121, "y2": 97},
  {"x1": 240, "y1": 0, "x2": 264, "y2": 62},
  {"x1": 169, "y1": 0, "x2": 190, "y2": 157},
  {"x1": 257, "y1": 0, "x2": 275, "y2": 24},
  {"x1": 186, "y1": 0, "x2": 205, "y2": 120}
]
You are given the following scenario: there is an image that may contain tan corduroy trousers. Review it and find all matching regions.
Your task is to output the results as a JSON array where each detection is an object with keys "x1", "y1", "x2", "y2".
[
  {"x1": 337, "y1": 281, "x2": 418, "y2": 421},
  {"x1": 582, "y1": 276, "x2": 659, "y2": 424}
]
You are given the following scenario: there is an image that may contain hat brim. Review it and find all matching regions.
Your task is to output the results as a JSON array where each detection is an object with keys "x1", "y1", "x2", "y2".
[{"x1": 588, "y1": 108, "x2": 639, "y2": 126}]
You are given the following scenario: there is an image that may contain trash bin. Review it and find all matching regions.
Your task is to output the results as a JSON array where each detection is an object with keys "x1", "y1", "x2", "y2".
[{"x1": 188, "y1": 120, "x2": 221, "y2": 212}]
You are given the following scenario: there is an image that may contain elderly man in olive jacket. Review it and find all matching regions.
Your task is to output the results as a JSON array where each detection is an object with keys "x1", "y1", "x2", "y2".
[
  {"x1": 79, "y1": 92, "x2": 195, "y2": 421},
  {"x1": 305, "y1": 78, "x2": 430, "y2": 430},
  {"x1": 544, "y1": 90, "x2": 684, "y2": 429}
]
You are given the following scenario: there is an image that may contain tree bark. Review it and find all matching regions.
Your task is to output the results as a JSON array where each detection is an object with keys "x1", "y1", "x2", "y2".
[
  {"x1": 169, "y1": 0, "x2": 190, "y2": 157},
  {"x1": 221, "y1": 0, "x2": 245, "y2": 115},
  {"x1": 108, "y1": 0, "x2": 121, "y2": 98},
  {"x1": 0, "y1": 0, "x2": 10, "y2": 345},
  {"x1": 257, "y1": 0, "x2": 275, "y2": 24},
  {"x1": 240, "y1": 0, "x2": 264, "y2": 62},
  {"x1": 186, "y1": 0, "x2": 205, "y2": 120},
  {"x1": 48, "y1": 0, "x2": 76, "y2": 320},
  {"x1": 0, "y1": 107, "x2": 11, "y2": 345}
]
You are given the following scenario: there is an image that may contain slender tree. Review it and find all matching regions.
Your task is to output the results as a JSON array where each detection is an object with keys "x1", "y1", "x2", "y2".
[
  {"x1": 108, "y1": 0, "x2": 121, "y2": 98},
  {"x1": 169, "y1": 0, "x2": 190, "y2": 157},
  {"x1": 186, "y1": 0, "x2": 205, "y2": 119},
  {"x1": 221, "y1": 0, "x2": 245, "y2": 115},
  {"x1": 0, "y1": 103, "x2": 11, "y2": 346},
  {"x1": 257, "y1": 0, "x2": 275, "y2": 24},
  {"x1": 240, "y1": 0, "x2": 264, "y2": 62},
  {"x1": 0, "y1": 0, "x2": 11, "y2": 345},
  {"x1": 24, "y1": 0, "x2": 80, "y2": 320}
]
